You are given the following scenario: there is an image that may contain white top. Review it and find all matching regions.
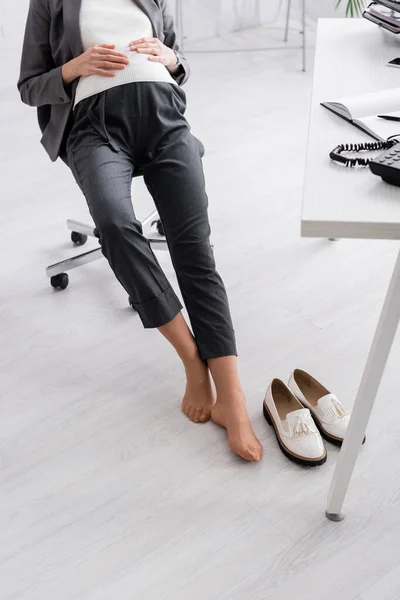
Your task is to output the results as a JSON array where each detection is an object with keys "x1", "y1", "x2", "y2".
[
  {"x1": 73, "y1": 0, "x2": 177, "y2": 108},
  {"x1": 302, "y1": 19, "x2": 400, "y2": 240}
]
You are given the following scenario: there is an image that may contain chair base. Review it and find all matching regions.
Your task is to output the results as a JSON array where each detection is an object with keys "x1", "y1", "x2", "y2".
[{"x1": 45, "y1": 211, "x2": 168, "y2": 287}]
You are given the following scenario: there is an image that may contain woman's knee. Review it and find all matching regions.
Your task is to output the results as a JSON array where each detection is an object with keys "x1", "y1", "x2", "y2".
[
  {"x1": 171, "y1": 236, "x2": 216, "y2": 278},
  {"x1": 96, "y1": 214, "x2": 144, "y2": 238},
  {"x1": 191, "y1": 134, "x2": 205, "y2": 158}
]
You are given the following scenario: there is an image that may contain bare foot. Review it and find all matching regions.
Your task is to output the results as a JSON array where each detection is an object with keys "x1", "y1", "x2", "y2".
[
  {"x1": 182, "y1": 357, "x2": 216, "y2": 423},
  {"x1": 211, "y1": 388, "x2": 263, "y2": 462}
]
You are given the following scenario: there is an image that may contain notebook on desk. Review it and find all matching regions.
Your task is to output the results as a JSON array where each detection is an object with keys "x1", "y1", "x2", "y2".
[{"x1": 321, "y1": 87, "x2": 400, "y2": 141}]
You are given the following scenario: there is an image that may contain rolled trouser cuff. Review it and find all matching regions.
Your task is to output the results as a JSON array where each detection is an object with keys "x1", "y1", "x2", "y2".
[
  {"x1": 195, "y1": 327, "x2": 238, "y2": 361},
  {"x1": 132, "y1": 285, "x2": 184, "y2": 328}
]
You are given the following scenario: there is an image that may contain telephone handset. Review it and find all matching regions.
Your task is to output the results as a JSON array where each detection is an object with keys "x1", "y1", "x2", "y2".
[{"x1": 329, "y1": 134, "x2": 400, "y2": 186}]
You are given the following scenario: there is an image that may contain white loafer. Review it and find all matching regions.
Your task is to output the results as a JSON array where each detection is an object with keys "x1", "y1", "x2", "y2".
[
  {"x1": 263, "y1": 378, "x2": 327, "y2": 467},
  {"x1": 288, "y1": 369, "x2": 364, "y2": 446}
]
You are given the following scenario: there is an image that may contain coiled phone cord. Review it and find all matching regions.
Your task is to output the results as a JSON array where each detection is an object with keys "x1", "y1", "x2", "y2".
[{"x1": 329, "y1": 134, "x2": 400, "y2": 167}]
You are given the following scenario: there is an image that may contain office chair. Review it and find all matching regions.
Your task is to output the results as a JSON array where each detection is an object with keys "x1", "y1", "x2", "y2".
[
  {"x1": 45, "y1": 168, "x2": 167, "y2": 311},
  {"x1": 45, "y1": 144, "x2": 206, "y2": 311}
]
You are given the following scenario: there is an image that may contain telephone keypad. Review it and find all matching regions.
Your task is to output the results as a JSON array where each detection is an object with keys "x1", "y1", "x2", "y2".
[{"x1": 369, "y1": 143, "x2": 400, "y2": 186}]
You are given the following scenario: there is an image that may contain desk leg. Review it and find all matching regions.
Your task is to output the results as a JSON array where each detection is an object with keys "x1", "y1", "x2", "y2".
[
  {"x1": 284, "y1": 0, "x2": 292, "y2": 42},
  {"x1": 326, "y1": 247, "x2": 400, "y2": 521},
  {"x1": 301, "y1": 0, "x2": 306, "y2": 72}
]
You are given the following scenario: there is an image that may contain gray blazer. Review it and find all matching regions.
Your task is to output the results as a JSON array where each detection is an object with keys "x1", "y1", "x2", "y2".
[{"x1": 17, "y1": 0, "x2": 190, "y2": 164}]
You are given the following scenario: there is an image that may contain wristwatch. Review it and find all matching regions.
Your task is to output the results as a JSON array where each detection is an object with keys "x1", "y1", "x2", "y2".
[{"x1": 172, "y1": 49, "x2": 181, "y2": 67}]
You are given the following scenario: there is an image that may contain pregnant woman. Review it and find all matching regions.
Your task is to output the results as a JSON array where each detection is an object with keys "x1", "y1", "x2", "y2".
[{"x1": 18, "y1": 0, "x2": 263, "y2": 462}]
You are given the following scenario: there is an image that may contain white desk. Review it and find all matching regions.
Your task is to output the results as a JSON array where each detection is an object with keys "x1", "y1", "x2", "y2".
[{"x1": 302, "y1": 18, "x2": 400, "y2": 520}]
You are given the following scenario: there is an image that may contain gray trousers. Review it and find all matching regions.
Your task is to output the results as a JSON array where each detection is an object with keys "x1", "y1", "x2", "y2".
[{"x1": 66, "y1": 81, "x2": 237, "y2": 361}]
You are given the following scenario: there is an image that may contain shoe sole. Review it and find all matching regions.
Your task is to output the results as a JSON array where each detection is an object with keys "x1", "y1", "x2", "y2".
[
  {"x1": 303, "y1": 407, "x2": 366, "y2": 447},
  {"x1": 263, "y1": 403, "x2": 327, "y2": 467}
]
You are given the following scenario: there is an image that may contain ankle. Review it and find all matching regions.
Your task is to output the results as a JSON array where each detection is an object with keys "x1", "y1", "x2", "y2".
[
  {"x1": 216, "y1": 386, "x2": 246, "y2": 406},
  {"x1": 183, "y1": 349, "x2": 206, "y2": 372}
]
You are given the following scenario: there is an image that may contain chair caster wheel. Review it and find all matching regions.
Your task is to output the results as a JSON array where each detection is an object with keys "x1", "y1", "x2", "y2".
[
  {"x1": 71, "y1": 231, "x2": 88, "y2": 245},
  {"x1": 156, "y1": 220, "x2": 165, "y2": 236},
  {"x1": 51, "y1": 273, "x2": 69, "y2": 290},
  {"x1": 151, "y1": 218, "x2": 165, "y2": 237},
  {"x1": 128, "y1": 297, "x2": 137, "y2": 312}
]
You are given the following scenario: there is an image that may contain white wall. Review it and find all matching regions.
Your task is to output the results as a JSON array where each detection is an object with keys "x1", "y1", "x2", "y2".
[
  {"x1": 171, "y1": 0, "x2": 350, "y2": 41},
  {"x1": 3, "y1": 0, "x2": 353, "y2": 89}
]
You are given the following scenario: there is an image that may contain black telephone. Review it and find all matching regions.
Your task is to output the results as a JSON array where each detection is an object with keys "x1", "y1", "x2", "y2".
[
  {"x1": 329, "y1": 134, "x2": 400, "y2": 186},
  {"x1": 369, "y1": 144, "x2": 400, "y2": 186}
]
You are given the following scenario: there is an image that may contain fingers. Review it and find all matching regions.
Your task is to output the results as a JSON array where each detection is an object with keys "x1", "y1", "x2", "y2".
[
  {"x1": 130, "y1": 44, "x2": 158, "y2": 53},
  {"x1": 128, "y1": 36, "x2": 155, "y2": 45},
  {"x1": 97, "y1": 60, "x2": 128, "y2": 70},
  {"x1": 92, "y1": 47, "x2": 130, "y2": 73},
  {"x1": 134, "y1": 46, "x2": 159, "y2": 56},
  {"x1": 92, "y1": 67, "x2": 117, "y2": 77},
  {"x1": 129, "y1": 39, "x2": 159, "y2": 51},
  {"x1": 89, "y1": 38, "x2": 168, "y2": 75},
  {"x1": 104, "y1": 55, "x2": 130, "y2": 65},
  {"x1": 96, "y1": 47, "x2": 129, "y2": 60}
]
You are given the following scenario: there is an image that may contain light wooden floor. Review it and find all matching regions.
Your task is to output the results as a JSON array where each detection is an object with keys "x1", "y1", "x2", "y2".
[{"x1": 2, "y1": 21, "x2": 400, "y2": 600}]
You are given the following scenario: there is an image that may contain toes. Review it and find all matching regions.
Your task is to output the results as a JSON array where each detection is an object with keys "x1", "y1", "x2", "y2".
[
  {"x1": 182, "y1": 402, "x2": 212, "y2": 423},
  {"x1": 193, "y1": 407, "x2": 203, "y2": 423},
  {"x1": 250, "y1": 444, "x2": 263, "y2": 462},
  {"x1": 199, "y1": 412, "x2": 209, "y2": 423},
  {"x1": 244, "y1": 449, "x2": 262, "y2": 462},
  {"x1": 189, "y1": 406, "x2": 198, "y2": 421},
  {"x1": 182, "y1": 398, "x2": 217, "y2": 423},
  {"x1": 251, "y1": 449, "x2": 262, "y2": 462},
  {"x1": 229, "y1": 440, "x2": 263, "y2": 462}
]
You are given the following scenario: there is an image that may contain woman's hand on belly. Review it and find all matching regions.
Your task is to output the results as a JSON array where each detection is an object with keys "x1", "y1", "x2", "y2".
[
  {"x1": 128, "y1": 37, "x2": 178, "y2": 68},
  {"x1": 73, "y1": 43, "x2": 130, "y2": 78}
]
